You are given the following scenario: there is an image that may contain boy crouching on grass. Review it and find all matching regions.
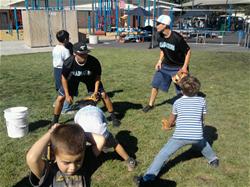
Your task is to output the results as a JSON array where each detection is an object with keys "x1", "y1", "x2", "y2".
[
  {"x1": 26, "y1": 124, "x2": 105, "y2": 187},
  {"x1": 74, "y1": 100, "x2": 137, "y2": 171},
  {"x1": 135, "y1": 75, "x2": 219, "y2": 186}
]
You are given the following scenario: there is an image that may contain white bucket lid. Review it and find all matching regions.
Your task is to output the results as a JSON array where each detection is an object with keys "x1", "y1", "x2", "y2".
[{"x1": 4, "y1": 106, "x2": 28, "y2": 113}]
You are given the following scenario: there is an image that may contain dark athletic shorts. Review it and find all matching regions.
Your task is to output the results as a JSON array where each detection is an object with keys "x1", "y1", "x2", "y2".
[
  {"x1": 58, "y1": 80, "x2": 105, "y2": 97},
  {"x1": 151, "y1": 64, "x2": 182, "y2": 94}
]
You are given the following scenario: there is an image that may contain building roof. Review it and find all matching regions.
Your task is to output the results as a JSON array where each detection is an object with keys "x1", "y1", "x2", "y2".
[
  {"x1": 182, "y1": 0, "x2": 250, "y2": 7},
  {"x1": 0, "y1": 0, "x2": 24, "y2": 9}
]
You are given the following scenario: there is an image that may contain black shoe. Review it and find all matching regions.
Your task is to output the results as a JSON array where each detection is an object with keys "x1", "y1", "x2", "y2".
[
  {"x1": 110, "y1": 113, "x2": 121, "y2": 127},
  {"x1": 142, "y1": 105, "x2": 154, "y2": 113},
  {"x1": 209, "y1": 159, "x2": 219, "y2": 168},
  {"x1": 133, "y1": 175, "x2": 154, "y2": 187}
]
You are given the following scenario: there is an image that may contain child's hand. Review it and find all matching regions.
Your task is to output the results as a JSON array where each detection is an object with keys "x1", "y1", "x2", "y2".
[
  {"x1": 161, "y1": 118, "x2": 172, "y2": 130},
  {"x1": 48, "y1": 123, "x2": 60, "y2": 133}
]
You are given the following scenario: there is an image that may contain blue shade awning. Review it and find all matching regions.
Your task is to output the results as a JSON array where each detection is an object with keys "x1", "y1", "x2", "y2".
[{"x1": 127, "y1": 7, "x2": 151, "y2": 16}]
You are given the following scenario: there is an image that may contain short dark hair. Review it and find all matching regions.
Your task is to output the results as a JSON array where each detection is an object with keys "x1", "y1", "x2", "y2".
[
  {"x1": 179, "y1": 75, "x2": 201, "y2": 97},
  {"x1": 51, "y1": 124, "x2": 86, "y2": 155},
  {"x1": 77, "y1": 99, "x2": 97, "y2": 109},
  {"x1": 56, "y1": 30, "x2": 69, "y2": 43}
]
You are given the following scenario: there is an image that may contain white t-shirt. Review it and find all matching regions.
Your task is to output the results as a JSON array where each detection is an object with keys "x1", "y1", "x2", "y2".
[
  {"x1": 52, "y1": 44, "x2": 70, "y2": 68},
  {"x1": 74, "y1": 105, "x2": 108, "y2": 136}
]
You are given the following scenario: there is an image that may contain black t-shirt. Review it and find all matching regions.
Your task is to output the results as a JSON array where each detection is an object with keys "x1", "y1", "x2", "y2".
[
  {"x1": 62, "y1": 55, "x2": 102, "y2": 85},
  {"x1": 157, "y1": 31, "x2": 190, "y2": 67}
]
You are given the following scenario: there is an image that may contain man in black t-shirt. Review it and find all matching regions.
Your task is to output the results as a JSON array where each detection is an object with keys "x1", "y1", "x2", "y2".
[
  {"x1": 52, "y1": 42, "x2": 120, "y2": 127},
  {"x1": 142, "y1": 15, "x2": 191, "y2": 113}
]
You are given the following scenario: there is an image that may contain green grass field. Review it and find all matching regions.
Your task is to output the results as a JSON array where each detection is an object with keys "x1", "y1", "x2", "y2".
[{"x1": 0, "y1": 48, "x2": 249, "y2": 187}]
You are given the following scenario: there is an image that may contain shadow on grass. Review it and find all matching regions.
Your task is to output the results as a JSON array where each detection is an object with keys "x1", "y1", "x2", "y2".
[
  {"x1": 28, "y1": 120, "x2": 51, "y2": 132},
  {"x1": 106, "y1": 89, "x2": 123, "y2": 98},
  {"x1": 13, "y1": 176, "x2": 31, "y2": 187},
  {"x1": 103, "y1": 101, "x2": 143, "y2": 121},
  {"x1": 85, "y1": 130, "x2": 138, "y2": 187},
  {"x1": 155, "y1": 91, "x2": 206, "y2": 107},
  {"x1": 138, "y1": 178, "x2": 177, "y2": 187},
  {"x1": 151, "y1": 178, "x2": 176, "y2": 187},
  {"x1": 158, "y1": 125, "x2": 217, "y2": 178}
]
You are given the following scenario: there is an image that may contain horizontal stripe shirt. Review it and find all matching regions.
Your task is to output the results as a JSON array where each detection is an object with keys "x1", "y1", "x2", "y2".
[{"x1": 172, "y1": 95, "x2": 207, "y2": 140}]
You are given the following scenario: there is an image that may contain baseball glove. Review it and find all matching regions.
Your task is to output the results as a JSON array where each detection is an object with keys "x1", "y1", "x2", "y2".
[
  {"x1": 84, "y1": 93, "x2": 100, "y2": 102},
  {"x1": 161, "y1": 118, "x2": 175, "y2": 130},
  {"x1": 74, "y1": 93, "x2": 100, "y2": 109},
  {"x1": 172, "y1": 70, "x2": 188, "y2": 84}
]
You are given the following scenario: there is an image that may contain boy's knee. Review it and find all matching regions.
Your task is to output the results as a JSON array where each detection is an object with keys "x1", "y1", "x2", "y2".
[{"x1": 57, "y1": 96, "x2": 65, "y2": 103}]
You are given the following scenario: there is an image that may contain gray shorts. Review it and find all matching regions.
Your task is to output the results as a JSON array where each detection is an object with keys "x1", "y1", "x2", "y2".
[{"x1": 104, "y1": 131, "x2": 118, "y2": 148}]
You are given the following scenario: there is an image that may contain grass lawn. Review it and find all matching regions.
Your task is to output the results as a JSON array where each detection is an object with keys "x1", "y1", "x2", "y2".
[{"x1": 0, "y1": 47, "x2": 249, "y2": 187}]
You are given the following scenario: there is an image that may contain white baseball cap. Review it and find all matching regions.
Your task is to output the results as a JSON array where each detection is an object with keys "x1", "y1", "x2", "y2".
[{"x1": 156, "y1": 15, "x2": 171, "y2": 25}]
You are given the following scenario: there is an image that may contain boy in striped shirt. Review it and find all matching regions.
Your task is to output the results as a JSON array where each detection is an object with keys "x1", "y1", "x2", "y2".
[{"x1": 135, "y1": 75, "x2": 219, "y2": 186}]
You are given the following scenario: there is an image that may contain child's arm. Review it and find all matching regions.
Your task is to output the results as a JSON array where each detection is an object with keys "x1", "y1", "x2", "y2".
[
  {"x1": 85, "y1": 132, "x2": 105, "y2": 157},
  {"x1": 168, "y1": 113, "x2": 177, "y2": 127},
  {"x1": 26, "y1": 124, "x2": 58, "y2": 179}
]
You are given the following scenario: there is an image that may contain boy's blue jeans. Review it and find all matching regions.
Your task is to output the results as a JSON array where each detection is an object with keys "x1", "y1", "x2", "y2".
[{"x1": 143, "y1": 137, "x2": 218, "y2": 181}]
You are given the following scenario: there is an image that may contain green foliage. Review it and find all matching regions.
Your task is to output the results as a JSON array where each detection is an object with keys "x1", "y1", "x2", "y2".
[{"x1": 0, "y1": 49, "x2": 249, "y2": 187}]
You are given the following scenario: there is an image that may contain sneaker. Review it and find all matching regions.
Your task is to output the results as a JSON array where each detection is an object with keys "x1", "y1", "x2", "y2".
[
  {"x1": 110, "y1": 113, "x2": 121, "y2": 127},
  {"x1": 126, "y1": 157, "x2": 137, "y2": 171},
  {"x1": 142, "y1": 105, "x2": 154, "y2": 113},
  {"x1": 133, "y1": 175, "x2": 153, "y2": 187},
  {"x1": 133, "y1": 175, "x2": 143, "y2": 187},
  {"x1": 209, "y1": 159, "x2": 219, "y2": 168}
]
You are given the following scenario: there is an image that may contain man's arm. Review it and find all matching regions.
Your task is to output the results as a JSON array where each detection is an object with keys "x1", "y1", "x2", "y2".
[
  {"x1": 61, "y1": 75, "x2": 73, "y2": 104},
  {"x1": 155, "y1": 50, "x2": 164, "y2": 70},
  {"x1": 181, "y1": 49, "x2": 191, "y2": 73},
  {"x1": 92, "y1": 75, "x2": 101, "y2": 98},
  {"x1": 26, "y1": 124, "x2": 59, "y2": 179}
]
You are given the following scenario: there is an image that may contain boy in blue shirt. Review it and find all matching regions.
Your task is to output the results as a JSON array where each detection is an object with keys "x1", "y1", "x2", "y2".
[{"x1": 135, "y1": 75, "x2": 219, "y2": 186}]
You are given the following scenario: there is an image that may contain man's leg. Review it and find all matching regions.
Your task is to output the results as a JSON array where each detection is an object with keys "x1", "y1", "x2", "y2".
[
  {"x1": 101, "y1": 91, "x2": 114, "y2": 113},
  {"x1": 142, "y1": 87, "x2": 158, "y2": 113},
  {"x1": 149, "y1": 87, "x2": 159, "y2": 106},
  {"x1": 101, "y1": 91, "x2": 121, "y2": 127}
]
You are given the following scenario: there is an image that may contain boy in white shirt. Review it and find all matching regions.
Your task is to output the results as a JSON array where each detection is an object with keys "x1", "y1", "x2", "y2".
[
  {"x1": 74, "y1": 100, "x2": 137, "y2": 171},
  {"x1": 52, "y1": 30, "x2": 72, "y2": 113}
]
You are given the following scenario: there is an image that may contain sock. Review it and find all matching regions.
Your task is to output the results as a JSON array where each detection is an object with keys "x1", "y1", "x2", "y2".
[{"x1": 52, "y1": 114, "x2": 60, "y2": 124}]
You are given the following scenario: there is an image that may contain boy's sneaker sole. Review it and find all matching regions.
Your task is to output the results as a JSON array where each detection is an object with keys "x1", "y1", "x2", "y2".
[
  {"x1": 126, "y1": 157, "x2": 137, "y2": 171},
  {"x1": 209, "y1": 159, "x2": 219, "y2": 167}
]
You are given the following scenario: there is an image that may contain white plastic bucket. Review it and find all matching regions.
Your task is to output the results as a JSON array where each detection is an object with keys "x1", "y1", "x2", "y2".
[
  {"x1": 4, "y1": 107, "x2": 28, "y2": 138},
  {"x1": 89, "y1": 35, "x2": 99, "y2": 44}
]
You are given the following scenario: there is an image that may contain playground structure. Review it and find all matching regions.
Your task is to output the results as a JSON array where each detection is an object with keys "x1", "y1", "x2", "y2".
[
  {"x1": 0, "y1": 0, "x2": 249, "y2": 47},
  {"x1": 1, "y1": 0, "x2": 177, "y2": 44}
]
